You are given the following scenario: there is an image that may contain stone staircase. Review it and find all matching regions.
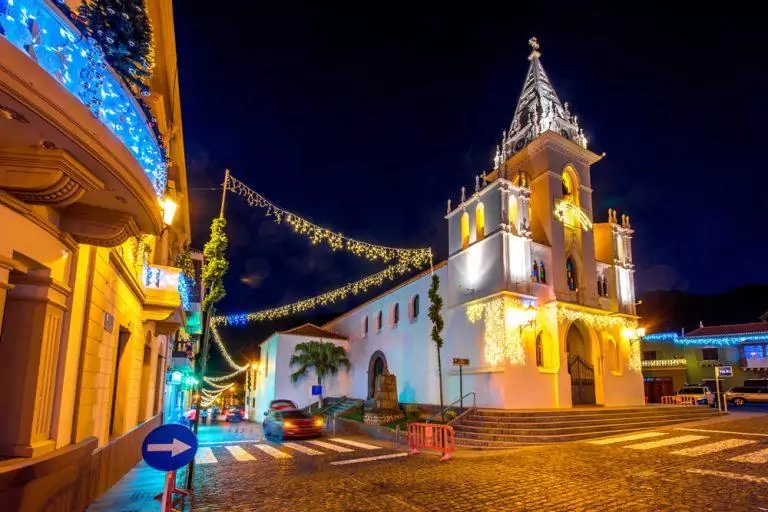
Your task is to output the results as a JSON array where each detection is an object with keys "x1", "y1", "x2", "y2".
[
  {"x1": 452, "y1": 406, "x2": 726, "y2": 448},
  {"x1": 322, "y1": 397, "x2": 363, "y2": 417}
]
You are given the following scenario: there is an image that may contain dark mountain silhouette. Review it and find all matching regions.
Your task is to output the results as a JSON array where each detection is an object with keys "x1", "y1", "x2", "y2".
[{"x1": 638, "y1": 285, "x2": 768, "y2": 334}]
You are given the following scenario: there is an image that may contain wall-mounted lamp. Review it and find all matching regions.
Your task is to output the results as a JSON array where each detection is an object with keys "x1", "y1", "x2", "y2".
[
  {"x1": 159, "y1": 196, "x2": 178, "y2": 227},
  {"x1": 622, "y1": 327, "x2": 646, "y2": 345}
]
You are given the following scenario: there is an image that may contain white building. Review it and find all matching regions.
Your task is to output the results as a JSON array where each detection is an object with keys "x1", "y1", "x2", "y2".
[{"x1": 251, "y1": 39, "x2": 645, "y2": 420}]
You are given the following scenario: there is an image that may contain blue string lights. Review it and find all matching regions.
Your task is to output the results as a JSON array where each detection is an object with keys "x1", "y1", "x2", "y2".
[
  {"x1": 642, "y1": 331, "x2": 768, "y2": 346},
  {"x1": 0, "y1": 0, "x2": 167, "y2": 196}
]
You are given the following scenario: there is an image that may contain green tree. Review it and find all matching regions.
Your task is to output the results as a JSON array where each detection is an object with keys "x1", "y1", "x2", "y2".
[
  {"x1": 202, "y1": 217, "x2": 228, "y2": 312},
  {"x1": 80, "y1": 0, "x2": 155, "y2": 95},
  {"x1": 289, "y1": 341, "x2": 351, "y2": 408},
  {"x1": 428, "y1": 274, "x2": 445, "y2": 420}
]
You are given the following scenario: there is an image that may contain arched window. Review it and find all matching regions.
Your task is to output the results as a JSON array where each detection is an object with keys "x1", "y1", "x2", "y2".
[
  {"x1": 535, "y1": 334, "x2": 544, "y2": 367},
  {"x1": 562, "y1": 166, "x2": 580, "y2": 206},
  {"x1": 362, "y1": 316, "x2": 369, "y2": 337},
  {"x1": 539, "y1": 261, "x2": 547, "y2": 284},
  {"x1": 475, "y1": 202, "x2": 485, "y2": 241},
  {"x1": 376, "y1": 311, "x2": 382, "y2": 332},
  {"x1": 392, "y1": 303, "x2": 400, "y2": 326},
  {"x1": 531, "y1": 261, "x2": 539, "y2": 283},
  {"x1": 461, "y1": 211, "x2": 470, "y2": 248},
  {"x1": 566, "y1": 257, "x2": 577, "y2": 291},
  {"x1": 508, "y1": 195, "x2": 519, "y2": 229},
  {"x1": 411, "y1": 294, "x2": 420, "y2": 320}
]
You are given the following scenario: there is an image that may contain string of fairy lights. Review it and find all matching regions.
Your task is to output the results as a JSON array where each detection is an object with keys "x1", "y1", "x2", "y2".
[{"x1": 199, "y1": 173, "x2": 433, "y2": 378}]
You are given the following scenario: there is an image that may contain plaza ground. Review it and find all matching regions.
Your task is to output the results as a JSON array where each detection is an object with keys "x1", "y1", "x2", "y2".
[{"x1": 90, "y1": 410, "x2": 768, "y2": 511}]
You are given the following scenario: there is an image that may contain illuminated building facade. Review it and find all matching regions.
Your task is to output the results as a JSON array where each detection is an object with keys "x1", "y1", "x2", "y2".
[
  {"x1": 0, "y1": 0, "x2": 190, "y2": 505},
  {"x1": 253, "y1": 39, "x2": 644, "y2": 417},
  {"x1": 642, "y1": 323, "x2": 768, "y2": 401}
]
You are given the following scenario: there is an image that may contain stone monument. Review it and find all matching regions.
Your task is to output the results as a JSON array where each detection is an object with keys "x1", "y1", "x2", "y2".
[{"x1": 363, "y1": 372, "x2": 404, "y2": 425}]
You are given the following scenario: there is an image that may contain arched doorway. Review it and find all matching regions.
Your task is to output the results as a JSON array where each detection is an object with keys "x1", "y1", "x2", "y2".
[
  {"x1": 367, "y1": 351, "x2": 388, "y2": 399},
  {"x1": 565, "y1": 321, "x2": 596, "y2": 405}
]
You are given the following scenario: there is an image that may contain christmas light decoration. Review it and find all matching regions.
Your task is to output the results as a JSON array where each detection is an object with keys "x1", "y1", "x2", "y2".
[
  {"x1": 203, "y1": 366, "x2": 248, "y2": 384},
  {"x1": 554, "y1": 199, "x2": 593, "y2": 231},
  {"x1": 627, "y1": 341, "x2": 642, "y2": 372},
  {"x1": 225, "y1": 174, "x2": 431, "y2": 266},
  {"x1": 557, "y1": 306, "x2": 635, "y2": 331},
  {"x1": 641, "y1": 332, "x2": 679, "y2": 343},
  {"x1": 209, "y1": 322, "x2": 249, "y2": 371},
  {"x1": 204, "y1": 381, "x2": 232, "y2": 390},
  {"x1": 212, "y1": 260, "x2": 417, "y2": 327},
  {"x1": 675, "y1": 333, "x2": 768, "y2": 347},
  {"x1": 641, "y1": 359, "x2": 688, "y2": 368},
  {"x1": 467, "y1": 296, "x2": 532, "y2": 366},
  {"x1": 0, "y1": 0, "x2": 168, "y2": 195}
]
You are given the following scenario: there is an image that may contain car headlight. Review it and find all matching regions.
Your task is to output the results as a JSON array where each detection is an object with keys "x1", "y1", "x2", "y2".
[{"x1": 314, "y1": 417, "x2": 325, "y2": 427}]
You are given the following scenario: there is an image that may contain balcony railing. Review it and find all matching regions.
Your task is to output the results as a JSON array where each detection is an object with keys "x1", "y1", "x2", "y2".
[
  {"x1": 698, "y1": 359, "x2": 737, "y2": 368},
  {"x1": 0, "y1": 0, "x2": 167, "y2": 195},
  {"x1": 641, "y1": 359, "x2": 688, "y2": 369}
]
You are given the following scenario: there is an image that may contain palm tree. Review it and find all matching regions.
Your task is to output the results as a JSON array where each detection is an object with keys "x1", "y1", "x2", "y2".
[{"x1": 289, "y1": 341, "x2": 351, "y2": 408}]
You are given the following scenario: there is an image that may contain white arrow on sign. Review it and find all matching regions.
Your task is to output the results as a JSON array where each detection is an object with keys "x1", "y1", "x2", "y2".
[{"x1": 147, "y1": 438, "x2": 192, "y2": 458}]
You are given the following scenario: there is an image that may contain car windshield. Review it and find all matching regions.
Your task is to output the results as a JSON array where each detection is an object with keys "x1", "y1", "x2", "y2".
[
  {"x1": 679, "y1": 387, "x2": 704, "y2": 394},
  {"x1": 281, "y1": 410, "x2": 312, "y2": 419}
]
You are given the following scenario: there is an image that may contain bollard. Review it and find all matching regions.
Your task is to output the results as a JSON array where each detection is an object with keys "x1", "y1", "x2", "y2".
[
  {"x1": 333, "y1": 412, "x2": 337, "y2": 437},
  {"x1": 395, "y1": 424, "x2": 400, "y2": 448}
]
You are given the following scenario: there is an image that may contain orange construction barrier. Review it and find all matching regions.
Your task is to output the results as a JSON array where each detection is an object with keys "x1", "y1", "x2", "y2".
[{"x1": 406, "y1": 422, "x2": 455, "y2": 461}]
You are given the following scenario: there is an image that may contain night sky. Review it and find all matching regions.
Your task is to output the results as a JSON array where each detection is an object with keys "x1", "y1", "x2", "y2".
[{"x1": 174, "y1": 4, "x2": 766, "y2": 364}]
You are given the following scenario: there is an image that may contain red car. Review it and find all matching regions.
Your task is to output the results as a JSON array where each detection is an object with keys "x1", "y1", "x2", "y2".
[{"x1": 263, "y1": 409, "x2": 324, "y2": 439}]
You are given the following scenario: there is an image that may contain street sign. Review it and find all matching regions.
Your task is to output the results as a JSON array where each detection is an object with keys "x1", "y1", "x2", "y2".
[
  {"x1": 311, "y1": 385, "x2": 323, "y2": 396},
  {"x1": 717, "y1": 366, "x2": 733, "y2": 378},
  {"x1": 453, "y1": 358, "x2": 470, "y2": 366},
  {"x1": 141, "y1": 424, "x2": 198, "y2": 472}
]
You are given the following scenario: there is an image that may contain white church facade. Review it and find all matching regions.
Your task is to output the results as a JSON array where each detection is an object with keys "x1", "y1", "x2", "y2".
[{"x1": 249, "y1": 39, "x2": 645, "y2": 419}]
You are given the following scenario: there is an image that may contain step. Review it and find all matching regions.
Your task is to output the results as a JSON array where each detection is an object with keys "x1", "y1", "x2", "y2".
[
  {"x1": 453, "y1": 424, "x2": 702, "y2": 446},
  {"x1": 452, "y1": 414, "x2": 723, "y2": 437},
  {"x1": 470, "y1": 406, "x2": 709, "y2": 418},
  {"x1": 455, "y1": 410, "x2": 721, "y2": 429}
]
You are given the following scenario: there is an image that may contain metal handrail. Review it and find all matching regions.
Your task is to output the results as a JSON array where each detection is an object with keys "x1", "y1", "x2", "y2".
[
  {"x1": 313, "y1": 395, "x2": 348, "y2": 415},
  {"x1": 426, "y1": 392, "x2": 476, "y2": 423}
]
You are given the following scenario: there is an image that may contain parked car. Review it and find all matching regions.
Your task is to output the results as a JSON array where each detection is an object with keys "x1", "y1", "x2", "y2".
[
  {"x1": 263, "y1": 399, "x2": 298, "y2": 425},
  {"x1": 724, "y1": 387, "x2": 768, "y2": 406},
  {"x1": 263, "y1": 409, "x2": 324, "y2": 439},
  {"x1": 676, "y1": 386, "x2": 715, "y2": 406}
]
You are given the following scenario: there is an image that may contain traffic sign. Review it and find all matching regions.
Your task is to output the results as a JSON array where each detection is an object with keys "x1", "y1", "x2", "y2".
[
  {"x1": 717, "y1": 366, "x2": 733, "y2": 378},
  {"x1": 453, "y1": 358, "x2": 470, "y2": 366},
  {"x1": 311, "y1": 385, "x2": 323, "y2": 396},
  {"x1": 142, "y1": 424, "x2": 198, "y2": 472}
]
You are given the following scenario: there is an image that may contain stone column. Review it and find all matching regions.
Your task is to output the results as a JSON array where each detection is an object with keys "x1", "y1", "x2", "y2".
[{"x1": 0, "y1": 273, "x2": 70, "y2": 457}]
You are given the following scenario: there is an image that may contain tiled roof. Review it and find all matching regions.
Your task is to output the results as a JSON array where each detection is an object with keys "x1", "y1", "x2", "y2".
[
  {"x1": 280, "y1": 323, "x2": 348, "y2": 341},
  {"x1": 686, "y1": 322, "x2": 768, "y2": 337}
]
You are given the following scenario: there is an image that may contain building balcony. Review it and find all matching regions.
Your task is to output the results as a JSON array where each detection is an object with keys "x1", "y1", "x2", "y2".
[
  {"x1": 698, "y1": 359, "x2": 737, "y2": 368},
  {"x1": 641, "y1": 359, "x2": 688, "y2": 370},
  {"x1": 141, "y1": 264, "x2": 185, "y2": 330},
  {"x1": 0, "y1": 0, "x2": 167, "y2": 245},
  {"x1": 743, "y1": 357, "x2": 768, "y2": 370}
]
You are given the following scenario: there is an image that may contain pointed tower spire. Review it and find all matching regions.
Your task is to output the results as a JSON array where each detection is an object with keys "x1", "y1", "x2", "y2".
[{"x1": 502, "y1": 38, "x2": 588, "y2": 157}]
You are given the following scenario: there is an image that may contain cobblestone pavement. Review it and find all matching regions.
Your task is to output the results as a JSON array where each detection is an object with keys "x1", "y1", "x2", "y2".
[{"x1": 92, "y1": 416, "x2": 768, "y2": 512}]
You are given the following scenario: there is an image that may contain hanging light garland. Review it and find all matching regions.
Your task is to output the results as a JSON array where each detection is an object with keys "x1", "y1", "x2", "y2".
[
  {"x1": 557, "y1": 306, "x2": 636, "y2": 331},
  {"x1": 225, "y1": 174, "x2": 431, "y2": 266},
  {"x1": 204, "y1": 366, "x2": 248, "y2": 384}
]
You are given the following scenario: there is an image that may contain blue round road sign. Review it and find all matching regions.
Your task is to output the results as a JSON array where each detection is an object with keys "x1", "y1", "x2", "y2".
[{"x1": 141, "y1": 424, "x2": 198, "y2": 472}]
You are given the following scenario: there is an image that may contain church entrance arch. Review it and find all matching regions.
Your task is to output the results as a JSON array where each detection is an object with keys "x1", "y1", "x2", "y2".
[
  {"x1": 367, "y1": 351, "x2": 388, "y2": 399},
  {"x1": 565, "y1": 321, "x2": 596, "y2": 405}
]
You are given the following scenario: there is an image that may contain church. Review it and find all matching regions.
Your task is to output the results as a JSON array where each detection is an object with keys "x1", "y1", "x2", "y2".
[{"x1": 250, "y1": 39, "x2": 645, "y2": 418}]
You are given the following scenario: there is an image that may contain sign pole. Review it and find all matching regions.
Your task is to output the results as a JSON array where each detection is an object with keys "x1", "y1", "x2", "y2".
[
  {"x1": 715, "y1": 367, "x2": 721, "y2": 412},
  {"x1": 459, "y1": 365, "x2": 463, "y2": 410}
]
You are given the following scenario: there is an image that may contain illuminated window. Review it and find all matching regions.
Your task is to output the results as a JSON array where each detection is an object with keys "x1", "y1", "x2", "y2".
[
  {"x1": 566, "y1": 257, "x2": 577, "y2": 291},
  {"x1": 392, "y1": 303, "x2": 400, "y2": 326},
  {"x1": 475, "y1": 202, "x2": 485, "y2": 241},
  {"x1": 535, "y1": 334, "x2": 544, "y2": 367},
  {"x1": 411, "y1": 294, "x2": 420, "y2": 320},
  {"x1": 561, "y1": 166, "x2": 580, "y2": 206},
  {"x1": 746, "y1": 345, "x2": 765, "y2": 358},
  {"x1": 461, "y1": 212, "x2": 470, "y2": 248},
  {"x1": 508, "y1": 195, "x2": 519, "y2": 228},
  {"x1": 376, "y1": 311, "x2": 382, "y2": 332}
]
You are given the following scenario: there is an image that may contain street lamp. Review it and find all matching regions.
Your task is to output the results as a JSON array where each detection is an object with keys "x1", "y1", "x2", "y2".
[{"x1": 159, "y1": 196, "x2": 178, "y2": 227}]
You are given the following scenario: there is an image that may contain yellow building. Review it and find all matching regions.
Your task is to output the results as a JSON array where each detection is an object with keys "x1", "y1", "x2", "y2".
[{"x1": 0, "y1": 0, "x2": 190, "y2": 507}]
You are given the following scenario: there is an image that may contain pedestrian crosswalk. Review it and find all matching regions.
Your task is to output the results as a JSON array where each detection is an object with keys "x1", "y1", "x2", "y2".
[
  {"x1": 587, "y1": 431, "x2": 768, "y2": 464},
  {"x1": 193, "y1": 437, "x2": 385, "y2": 465}
]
